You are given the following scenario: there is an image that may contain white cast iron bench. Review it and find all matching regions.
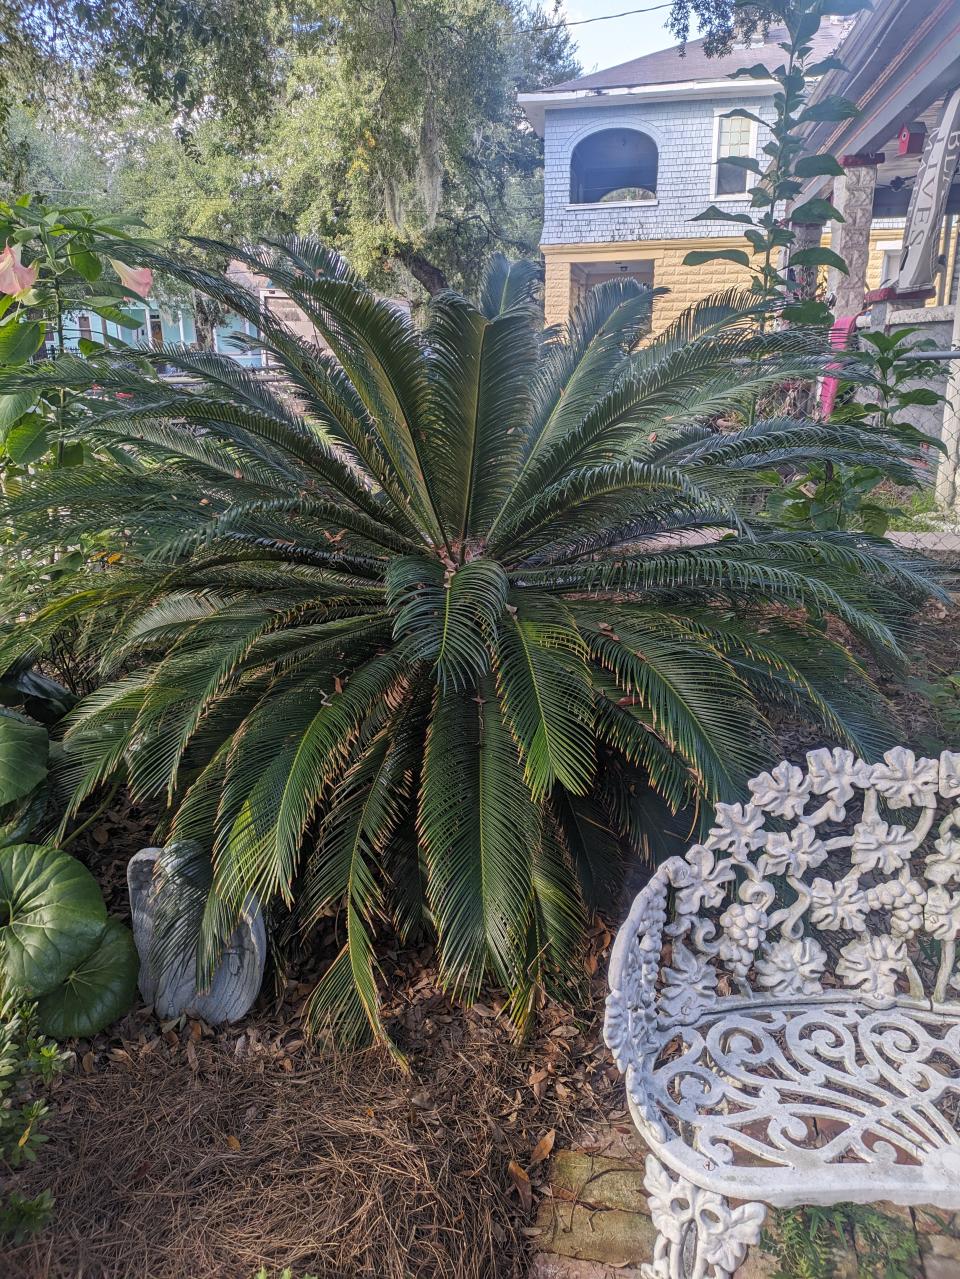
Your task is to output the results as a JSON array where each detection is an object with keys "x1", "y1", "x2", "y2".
[{"x1": 605, "y1": 747, "x2": 960, "y2": 1279}]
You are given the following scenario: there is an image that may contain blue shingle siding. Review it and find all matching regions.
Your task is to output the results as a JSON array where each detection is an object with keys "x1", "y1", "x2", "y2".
[{"x1": 541, "y1": 98, "x2": 775, "y2": 246}]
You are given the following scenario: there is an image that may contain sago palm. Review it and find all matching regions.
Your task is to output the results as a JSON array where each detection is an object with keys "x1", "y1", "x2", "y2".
[{"x1": 0, "y1": 239, "x2": 932, "y2": 1052}]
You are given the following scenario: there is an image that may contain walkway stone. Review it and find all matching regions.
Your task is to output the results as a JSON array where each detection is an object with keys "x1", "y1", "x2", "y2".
[{"x1": 529, "y1": 1121, "x2": 960, "y2": 1278}]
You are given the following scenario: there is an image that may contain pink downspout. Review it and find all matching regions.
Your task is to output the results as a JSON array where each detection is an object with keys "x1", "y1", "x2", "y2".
[{"x1": 819, "y1": 314, "x2": 859, "y2": 417}]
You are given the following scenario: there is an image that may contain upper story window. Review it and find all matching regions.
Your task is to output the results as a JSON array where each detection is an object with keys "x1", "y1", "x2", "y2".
[
  {"x1": 714, "y1": 114, "x2": 756, "y2": 197},
  {"x1": 569, "y1": 128, "x2": 658, "y2": 205}
]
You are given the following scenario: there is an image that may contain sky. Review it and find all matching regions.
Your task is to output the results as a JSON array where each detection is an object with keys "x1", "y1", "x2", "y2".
[{"x1": 560, "y1": 1, "x2": 700, "y2": 76}]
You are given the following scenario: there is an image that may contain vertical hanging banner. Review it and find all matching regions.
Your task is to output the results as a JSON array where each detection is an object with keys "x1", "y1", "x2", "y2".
[{"x1": 897, "y1": 85, "x2": 960, "y2": 293}]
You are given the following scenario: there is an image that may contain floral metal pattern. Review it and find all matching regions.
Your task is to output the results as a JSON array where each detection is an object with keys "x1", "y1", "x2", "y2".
[
  {"x1": 605, "y1": 749, "x2": 960, "y2": 1273},
  {"x1": 641, "y1": 1155, "x2": 765, "y2": 1279}
]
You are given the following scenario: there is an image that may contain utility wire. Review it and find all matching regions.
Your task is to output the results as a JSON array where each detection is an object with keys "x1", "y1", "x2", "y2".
[{"x1": 527, "y1": 3, "x2": 674, "y2": 34}]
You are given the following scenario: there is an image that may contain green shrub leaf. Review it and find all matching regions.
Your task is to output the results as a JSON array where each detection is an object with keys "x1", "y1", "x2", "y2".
[
  {"x1": 0, "y1": 711, "x2": 48, "y2": 804},
  {"x1": 0, "y1": 321, "x2": 45, "y2": 366},
  {"x1": 789, "y1": 246, "x2": 849, "y2": 273},
  {"x1": 0, "y1": 844, "x2": 107, "y2": 995},
  {"x1": 34, "y1": 917, "x2": 138, "y2": 1038},
  {"x1": 682, "y1": 249, "x2": 751, "y2": 268}
]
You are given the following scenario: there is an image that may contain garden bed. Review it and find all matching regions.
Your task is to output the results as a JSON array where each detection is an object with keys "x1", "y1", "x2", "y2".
[
  {"x1": 6, "y1": 930, "x2": 619, "y2": 1279},
  {"x1": 6, "y1": 596, "x2": 960, "y2": 1279}
]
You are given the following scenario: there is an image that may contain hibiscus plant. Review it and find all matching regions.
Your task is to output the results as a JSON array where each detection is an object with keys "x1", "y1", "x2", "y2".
[{"x1": 0, "y1": 196, "x2": 153, "y2": 475}]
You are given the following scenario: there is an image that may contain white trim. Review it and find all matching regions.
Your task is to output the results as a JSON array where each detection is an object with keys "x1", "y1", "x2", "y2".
[
  {"x1": 565, "y1": 199, "x2": 658, "y2": 210},
  {"x1": 563, "y1": 115, "x2": 666, "y2": 154},
  {"x1": 518, "y1": 78, "x2": 778, "y2": 135},
  {"x1": 878, "y1": 240, "x2": 904, "y2": 287},
  {"x1": 710, "y1": 105, "x2": 759, "y2": 199}
]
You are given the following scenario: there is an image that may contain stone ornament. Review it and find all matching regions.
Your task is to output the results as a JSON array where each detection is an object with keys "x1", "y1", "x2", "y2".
[
  {"x1": 128, "y1": 846, "x2": 266, "y2": 1023},
  {"x1": 605, "y1": 747, "x2": 960, "y2": 1278}
]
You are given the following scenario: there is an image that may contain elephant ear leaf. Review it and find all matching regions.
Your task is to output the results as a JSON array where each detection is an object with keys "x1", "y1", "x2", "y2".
[
  {"x1": 0, "y1": 709, "x2": 48, "y2": 805},
  {"x1": 34, "y1": 917, "x2": 138, "y2": 1038},
  {"x1": 0, "y1": 844, "x2": 107, "y2": 995}
]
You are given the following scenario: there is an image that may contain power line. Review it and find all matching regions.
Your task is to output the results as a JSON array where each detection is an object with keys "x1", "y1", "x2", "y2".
[{"x1": 527, "y1": 3, "x2": 673, "y2": 34}]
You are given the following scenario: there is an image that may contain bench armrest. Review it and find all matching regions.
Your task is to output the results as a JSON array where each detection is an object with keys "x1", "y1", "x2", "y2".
[{"x1": 604, "y1": 860, "x2": 681, "y2": 1073}]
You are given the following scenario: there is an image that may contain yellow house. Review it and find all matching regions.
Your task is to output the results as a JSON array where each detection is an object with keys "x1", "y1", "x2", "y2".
[{"x1": 518, "y1": 22, "x2": 884, "y2": 334}]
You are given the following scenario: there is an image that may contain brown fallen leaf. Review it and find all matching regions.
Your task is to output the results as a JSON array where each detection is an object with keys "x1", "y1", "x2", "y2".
[
  {"x1": 529, "y1": 1128, "x2": 555, "y2": 1167},
  {"x1": 507, "y1": 1159, "x2": 532, "y2": 1213},
  {"x1": 81, "y1": 1051, "x2": 95, "y2": 1075}
]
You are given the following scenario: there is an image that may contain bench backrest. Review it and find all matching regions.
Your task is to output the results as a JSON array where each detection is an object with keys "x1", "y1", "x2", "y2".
[{"x1": 656, "y1": 747, "x2": 960, "y2": 1019}]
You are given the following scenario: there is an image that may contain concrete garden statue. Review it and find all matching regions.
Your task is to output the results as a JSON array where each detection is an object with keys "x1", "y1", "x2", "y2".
[{"x1": 128, "y1": 845, "x2": 265, "y2": 1023}]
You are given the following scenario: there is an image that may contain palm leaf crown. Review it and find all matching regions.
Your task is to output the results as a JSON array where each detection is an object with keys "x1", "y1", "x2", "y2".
[{"x1": 0, "y1": 238, "x2": 934, "y2": 1053}]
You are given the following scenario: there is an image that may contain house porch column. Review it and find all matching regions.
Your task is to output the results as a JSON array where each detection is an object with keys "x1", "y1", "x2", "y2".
[
  {"x1": 543, "y1": 256, "x2": 572, "y2": 327},
  {"x1": 827, "y1": 155, "x2": 882, "y2": 315},
  {"x1": 935, "y1": 291, "x2": 960, "y2": 510}
]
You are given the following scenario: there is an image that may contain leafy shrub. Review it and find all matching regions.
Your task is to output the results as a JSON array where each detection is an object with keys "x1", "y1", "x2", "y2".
[
  {"x1": 0, "y1": 240, "x2": 934, "y2": 1049},
  {"x1": 0, "y1": 195, "x2": 153, "y2": 477},
  {"x1": 0, "y1": 661, "x2": 74, "y2": 848},
  {"x1": 763, "y1": 1203, "x2": 920, "y2": 1278},
  {"x1": 0, "y1": 994, "x2": 67, "y2": 1243},
  {"x1": 0, "y1": 844, "x2": 137, "y2": 1037},
  {"x1": 0, "y1": 664, "x2": 134, "y2": 1038},
  {"x1": 768, "y1": 328, "x2": 945, "y2": 536}
]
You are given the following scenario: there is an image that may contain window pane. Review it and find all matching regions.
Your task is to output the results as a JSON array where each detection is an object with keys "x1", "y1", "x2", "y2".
[
  {"x1": 716, "y1": 116, "x2": 751, "y2": 194},
  {"x1": 719, "y1": 117, "x2": 752, "y2": 155}
]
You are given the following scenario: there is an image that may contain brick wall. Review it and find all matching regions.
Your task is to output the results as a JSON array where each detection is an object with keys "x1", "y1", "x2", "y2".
[
  {"x1": 543, "y1": 238, "x2": 754, "y2": 333},
  {"x1": 542, "y1": 223, "x2": 917, "y2": 334},
  {"x1": 541, "y1": 98, "x2": 775, "y2": 247}
]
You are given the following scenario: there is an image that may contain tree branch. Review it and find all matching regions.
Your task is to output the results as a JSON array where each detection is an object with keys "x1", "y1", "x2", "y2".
[{"x1": 394, "y1": 246, "x2": 448, "y2": 295}]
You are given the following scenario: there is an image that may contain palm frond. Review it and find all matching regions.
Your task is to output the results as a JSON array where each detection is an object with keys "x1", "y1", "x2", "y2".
[
  {"x1": 478, "y1": 253, "x2": 541, "y2": 319},
  {"x1": 419, "y1": 682, "x2": 538, "y2": 1002},
  {"x1": 493, "y1": 598, "x2": 595, "y2": 800},
  {"x1": 386, "y1": 556, "x2": 508, "y2": 690},
  {"x1": 1, "y1": 243, "x2": 937, "y2": 1046}
]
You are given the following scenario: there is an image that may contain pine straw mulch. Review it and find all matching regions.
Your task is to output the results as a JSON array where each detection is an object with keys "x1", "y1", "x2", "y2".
[
  {"x1": 5, "y1": 926, "x2": 621, "y2": 1279},
  {"x1": 8, "y1": 587, "x2": 959, "y2": 1279}
]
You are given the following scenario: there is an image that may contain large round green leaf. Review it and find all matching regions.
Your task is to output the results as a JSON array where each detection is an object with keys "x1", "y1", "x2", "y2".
[
  {"x1": 0, "y1": 711, "x2": 48, "y2": 805},
  {"x1": 0, "y1": 844, "x2": 107, "y2": 995},
  {"x1": 0, "y1": 783, "x2": 49, "y2": 848},
  {"x1": 34, "y1": 918, "x2": 138, "y2": 1039}
]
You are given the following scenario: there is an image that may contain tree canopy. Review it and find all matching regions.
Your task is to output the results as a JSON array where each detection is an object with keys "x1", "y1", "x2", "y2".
[{"x1": 3, "y1": 1, "x2": 578, "y2": 295}]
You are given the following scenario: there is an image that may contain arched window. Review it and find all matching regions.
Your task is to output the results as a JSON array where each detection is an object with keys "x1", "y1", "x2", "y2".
[{"x1": 569, "y1": 128, "x2": 658, "y2": 204}]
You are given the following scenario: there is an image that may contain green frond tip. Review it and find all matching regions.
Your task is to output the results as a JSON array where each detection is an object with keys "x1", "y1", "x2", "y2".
[{"x1": 387, "y1": 556, "x2": 508, "y2": 691}]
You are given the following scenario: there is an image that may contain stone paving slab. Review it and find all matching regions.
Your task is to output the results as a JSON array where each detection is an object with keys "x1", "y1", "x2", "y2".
[
  {"x1": 528, "y1": 1255, "x2": 644, "y2": 1279},
  {"x1": 529, "y1": 1124, "x2": 960, "y2": 1279}
]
